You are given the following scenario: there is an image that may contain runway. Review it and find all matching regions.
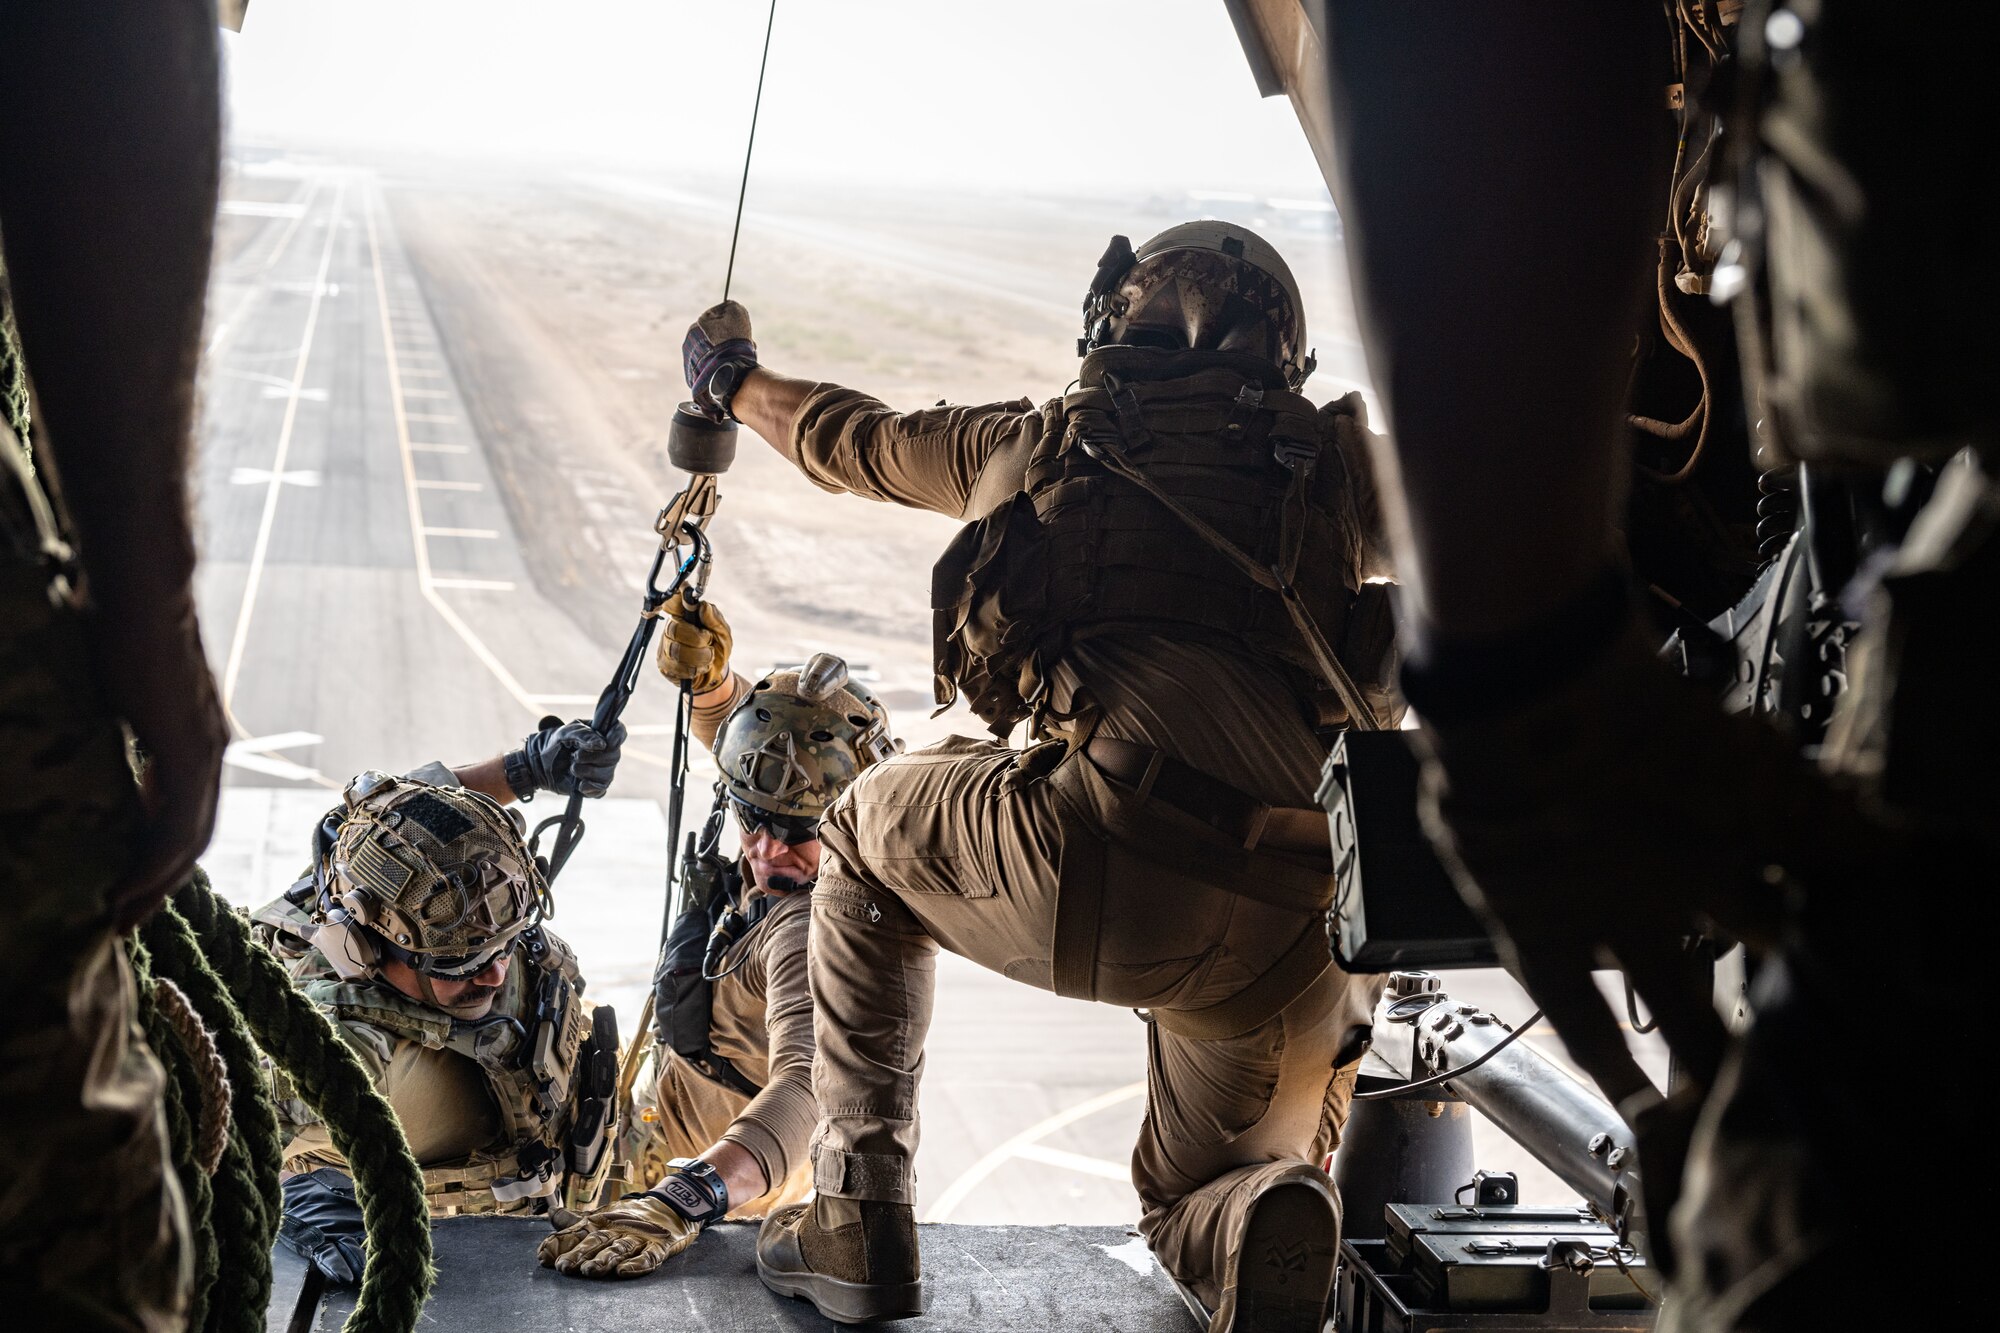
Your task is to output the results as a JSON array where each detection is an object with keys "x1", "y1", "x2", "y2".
[{"x1": 194, "y1": 152, "x2": 1664, "y2": 1229}]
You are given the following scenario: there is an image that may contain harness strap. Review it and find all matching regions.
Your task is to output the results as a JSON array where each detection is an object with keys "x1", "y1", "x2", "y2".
[
  {"x1": 1050, "y1": 795, "x2": 1108, "y2": 1001},
  {"x1": 1084, "y1": 410, "x2": 1383, "y2": 731}
]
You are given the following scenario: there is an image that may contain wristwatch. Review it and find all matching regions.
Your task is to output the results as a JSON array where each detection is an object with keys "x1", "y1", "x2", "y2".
[{"x1": 643, "y1": 1157, "x2": 730, "y2": 1224}]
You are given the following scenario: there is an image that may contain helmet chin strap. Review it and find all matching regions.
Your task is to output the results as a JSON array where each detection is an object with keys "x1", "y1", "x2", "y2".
[
  {"x1": 765, "y1": 873, "x2": 814, "y2": 894},
  {"x1": 413, "y1": 970, "x2": 448, "y2": 1009}
]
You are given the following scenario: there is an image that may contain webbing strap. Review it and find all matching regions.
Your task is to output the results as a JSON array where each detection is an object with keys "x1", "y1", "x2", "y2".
[
  {"x1": 1150, "y1": 922, "x2": 1333, "y2": 1042},
  {"x1": 1050, "y1": 792, "x2": 1110, "y2": 1001},
  {"x1": 1085, "y1": 411, "x2": 1383, "y2": 731},
  {"x1": 814, "y1": 1148, "x2": 912, "y2": 1201}
]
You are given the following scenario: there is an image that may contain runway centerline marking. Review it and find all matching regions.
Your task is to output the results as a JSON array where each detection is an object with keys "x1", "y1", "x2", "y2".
[
  {"x1": 430, "y1": 576, "x2": 516, "y2": 592},
  {"x1": 229, "y1": 466, "x2": 320, "y2": 488},
  {"x1": 205, "y1": 176, "x2": 324, "y2": 360},
  {"x1": 923, "y1": 1080, "x2": 1146, "y2": 1223},
  {"x1": 219, "y1": 182, "x2": 348, "y2": 721},
  {"x1": 222, "y1": 730, "x2": 328, "y2": 785},
  {"x1": 365, "y1": 187, "x2": 545, "y2": 719}
]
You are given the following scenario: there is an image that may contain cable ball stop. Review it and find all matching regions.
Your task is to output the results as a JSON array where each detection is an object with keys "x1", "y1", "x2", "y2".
[{"x1": 668, "y1": 404, "x2": 738, "y2": 476}]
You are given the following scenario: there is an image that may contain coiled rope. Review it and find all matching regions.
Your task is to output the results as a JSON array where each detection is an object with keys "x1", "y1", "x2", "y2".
[{"x1": 131, "y1": 870, "x2": 434, "y2": 1333}]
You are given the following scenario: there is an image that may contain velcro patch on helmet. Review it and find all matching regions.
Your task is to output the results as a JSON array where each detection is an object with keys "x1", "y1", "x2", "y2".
[
  {"x1": 348, "y1": 836, "x2": 416, "y2": 898},
  {"x1": 400, "y1": 792, "x2": 477, "y2": 845}
]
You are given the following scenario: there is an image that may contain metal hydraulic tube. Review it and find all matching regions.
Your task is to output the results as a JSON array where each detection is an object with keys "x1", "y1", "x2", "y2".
[{"x1": 1372, "y1": 973, "x2": 1643, "y2": 1238}]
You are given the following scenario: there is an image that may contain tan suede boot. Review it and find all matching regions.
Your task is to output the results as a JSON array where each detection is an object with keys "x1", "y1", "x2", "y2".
[
  {"x1": 756, "y1": 1196, "x2": 924, "y2": 1324},
  {"x1": 1212, "y1": 1172, "x2": 1339, "y2": 1333}
]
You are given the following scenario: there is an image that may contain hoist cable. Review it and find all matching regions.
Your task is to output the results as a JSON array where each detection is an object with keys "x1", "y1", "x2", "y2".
[{"x1": 722, "y1": 0, "x2": 779, "y2": 302}]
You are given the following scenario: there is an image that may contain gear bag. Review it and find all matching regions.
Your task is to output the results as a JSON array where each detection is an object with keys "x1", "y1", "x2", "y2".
[{"x1": 933, "y1": 346, "x2": 1385, "y2": 735}]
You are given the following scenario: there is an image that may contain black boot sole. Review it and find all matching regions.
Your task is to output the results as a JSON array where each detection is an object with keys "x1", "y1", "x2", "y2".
[
  {"x1": 756, "y1": 1258, "x2": 925, "y2": 1325},
  {"x1": 1231, "y1": 1179, "x2": 1338, "y2": 1333}
]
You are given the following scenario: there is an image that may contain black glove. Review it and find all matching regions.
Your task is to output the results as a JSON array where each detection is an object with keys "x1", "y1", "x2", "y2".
[
  {"x1": 279, "y1": 1168, "x2": 367, "y2": 1285},
  {"x1": 507, "y1": 716, "x2": 628, "y2": 801},
  {"x1": 682, "y1": 300, "x2": 758, "y2": 420}
]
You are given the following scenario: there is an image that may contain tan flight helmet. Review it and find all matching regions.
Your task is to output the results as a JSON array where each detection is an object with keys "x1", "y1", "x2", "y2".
[
  {"x1": 715, "y1": 653, "x2": 899, "y2": 841},
  {"x1": 1081, "y1": 220, "x2": 1316, "y2": 388},
  {"x1": 310, "y1": 770, "x2": 547, "y2": 983}
]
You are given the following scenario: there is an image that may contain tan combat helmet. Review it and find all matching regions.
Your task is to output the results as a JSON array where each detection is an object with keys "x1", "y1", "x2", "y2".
[
  {"x1": 715, "y1": 653, "x2": 898, "y2": 833},
  {"x1": 1081, "y1": 220, "x2": 1316, "y2": 388},
  {"x1": 310, "y1": 771, "x2": 547, "y2": 983}
]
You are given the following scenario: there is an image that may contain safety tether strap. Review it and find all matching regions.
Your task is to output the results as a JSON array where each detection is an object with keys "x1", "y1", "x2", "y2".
[{"x1": 1083, "y1": 401, "x2": 1383, "y2": 731}]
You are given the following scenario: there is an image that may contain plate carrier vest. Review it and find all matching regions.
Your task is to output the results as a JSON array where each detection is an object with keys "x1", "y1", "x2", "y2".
[
  {"x1": 932, "y1": 345, "x2": 1382, "y2": 735},
  {"x1": 651, "y1": 852, "x2": 771, "y2": 1099},
  {"x1": 257, "y1": 895, "x2": 594, "y2": 1216}
]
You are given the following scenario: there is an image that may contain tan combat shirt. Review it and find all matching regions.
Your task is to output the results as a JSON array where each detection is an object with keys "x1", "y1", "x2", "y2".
[
  {"x1": 784, "y1": 387, "x2": 1393, "y2": 807},
  {"x1": 661, "y1": 674, "x2": 818, "y2": 1190}
]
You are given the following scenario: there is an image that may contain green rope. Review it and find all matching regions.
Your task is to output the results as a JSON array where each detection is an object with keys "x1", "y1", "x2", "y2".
[
  {"x1": 129, "y1": 934, "x2": 219, "y2": 1333},
  {"x1": 142, "y1": 888, "x2": 283, "y2": 1333},
  {"x1": 172, "y1": 875, "x2": 435, "y2": 1333},
  {"x1": 1, "y1": 255, "x2": 30, "y2": 448}
]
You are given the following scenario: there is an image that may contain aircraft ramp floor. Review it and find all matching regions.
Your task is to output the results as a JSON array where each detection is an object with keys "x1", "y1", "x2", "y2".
[{"x1": 270, "y1": 1215, "x2": 1199, "y2": 1332}]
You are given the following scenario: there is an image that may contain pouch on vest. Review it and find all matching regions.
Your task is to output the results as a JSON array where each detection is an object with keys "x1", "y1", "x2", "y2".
[
  {"x1": 567, "y1": 1003, "x2": 620, "y2": 1178},
  {"x1": 651, "y1": 858, "x2": 762, "y2": 1098},
  {"x1": 931, "y1": 490, "x2": 1054, "y2": 735}
]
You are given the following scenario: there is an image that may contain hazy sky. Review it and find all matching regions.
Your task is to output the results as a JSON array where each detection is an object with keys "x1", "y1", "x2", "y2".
[{"x1": 225, "y1": 1, "x2": 1332, "y2": 195}]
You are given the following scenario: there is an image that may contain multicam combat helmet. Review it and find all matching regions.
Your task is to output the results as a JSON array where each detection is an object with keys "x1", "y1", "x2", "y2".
[
  {"x1": 1081, "y1": 220, "x2": 1315, "y2": 388},
  {"x1": 715, "y1": 653, "x2": 898, "y2": 831},
  {"x1": 310, "y1": 770, "x2": 547, "y2": 982}
]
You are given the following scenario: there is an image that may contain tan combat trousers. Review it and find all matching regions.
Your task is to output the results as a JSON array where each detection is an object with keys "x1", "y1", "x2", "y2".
[
  {"x1": 808, "y1": 736, "x2": 1376, "y2": 1314},
  {"x1": 1, "y1": 564, "x2": 190, "y2": 1332},
  {"x1": 633, "y1": 1047, "x2": 815, "y2": 1219}
]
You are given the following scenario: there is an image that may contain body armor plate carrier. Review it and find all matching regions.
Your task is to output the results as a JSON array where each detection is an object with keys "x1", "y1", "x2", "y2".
[
  {"x1": 933, "y1": 346, "x2": 1379, "y2": 734},
  {"x1": 256, "y1": 897, "x2": 610, "y2": 1215},
  {"x1": 652, "y1": 850, "x2": 769, "y2": 1099}
]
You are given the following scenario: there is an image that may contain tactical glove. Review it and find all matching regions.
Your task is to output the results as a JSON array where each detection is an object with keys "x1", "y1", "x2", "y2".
[
  {"x1": 682, "y1": 300, "x2": 758, "y2": 420},
  {"x1": 278, "y1": 1168, "x2": 367, "y2": 1285},
  {"x1": 508, "y1": 717, "x2": 628, "y2": 800},
  {"x1": 655, "y1": 591, "x2": 733, "y2": 694},
  {"x1": 538, "y1": 1190, "x2": 702, "y2": 1279}
]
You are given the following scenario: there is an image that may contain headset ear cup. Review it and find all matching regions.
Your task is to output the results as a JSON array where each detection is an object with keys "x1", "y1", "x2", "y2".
[{"x1": 315, "y1": 912, "x2": 380, "y2": 981}]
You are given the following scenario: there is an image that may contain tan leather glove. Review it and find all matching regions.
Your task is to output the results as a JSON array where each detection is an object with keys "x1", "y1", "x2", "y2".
[
  {"x1": 654, "y1": 591, "x2": 732, "y2": 694},
  {"x1": 538, "y1": 1193, "x2": 701, "y2": 1279}
]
